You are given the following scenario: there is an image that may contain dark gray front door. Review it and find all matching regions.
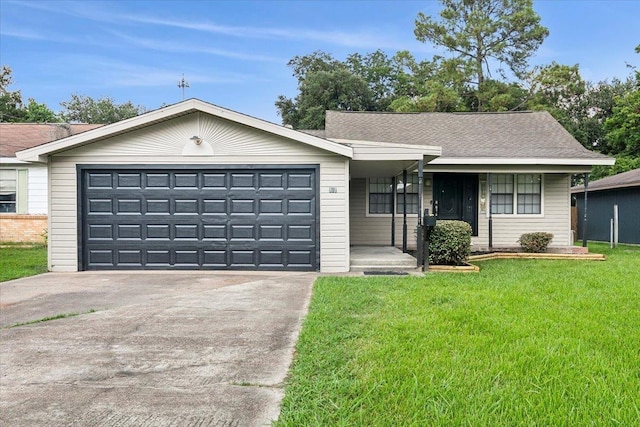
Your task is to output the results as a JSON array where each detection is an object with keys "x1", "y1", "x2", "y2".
[
  {"x1": 79, "y1": 166, "x2": 318, "y2": 270},
  {"x1": 433, "y1": 173, "x2": 478, "y2": 235}
]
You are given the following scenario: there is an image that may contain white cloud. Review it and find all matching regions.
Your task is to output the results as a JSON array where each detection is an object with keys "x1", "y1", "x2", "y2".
[
  {"x1": 107, "y1": 31, "x2": 283, "y2": 63},
  {"x1": 119, "y1": 13, "x2": 413, "y2": 51}
]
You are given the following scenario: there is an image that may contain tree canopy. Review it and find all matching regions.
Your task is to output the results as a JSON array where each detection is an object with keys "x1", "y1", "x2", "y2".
[
  {"x1": 275, "y1": 3, "x2": 638, "y2": 180},
  {"x1": 60, "y1": 94, "x2": 146, "y2": 124},
  {"x1": 1, "y1": 65, "x2": 25, "y2": 122},
  {"x1": 414, "y1": 0, "x2": 548, "y2": 111}
]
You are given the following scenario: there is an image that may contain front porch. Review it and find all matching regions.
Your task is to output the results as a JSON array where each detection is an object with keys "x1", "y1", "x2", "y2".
[{"x1": 350, "y1": 246, "x2": 419, "y2": 272}]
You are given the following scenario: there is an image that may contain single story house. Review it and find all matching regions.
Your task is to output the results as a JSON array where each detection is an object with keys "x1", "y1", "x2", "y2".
[
  {"x1": 571, "y1": 168, "x2": 640, "y2": 244},
  {"x1": 16, "y1": 99, "x2": 613, "y2": 272},
  {"x1": 0, "y1": 123, "x2": 101, "y2": 243}
]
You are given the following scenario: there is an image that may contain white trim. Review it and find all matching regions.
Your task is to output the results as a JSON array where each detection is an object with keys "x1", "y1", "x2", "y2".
[
  {"x1": 16, "y1": 99, "x2": 353, "y2": 162},
  {"x1": 486, "y1": 173, "x2": 545, "y2": 218},
  {"x1": 330, "y1": 138, "x2": 442, "y2": 153},
  {"x1": 0, "y1": 157, "x2": 31, "y2": 165},
  {"x1": 431, "y1": 157, "x2": 615, "y2": 166},
  {"x1": 364, "y1": 176, "x2": 421, "y2": 218}
]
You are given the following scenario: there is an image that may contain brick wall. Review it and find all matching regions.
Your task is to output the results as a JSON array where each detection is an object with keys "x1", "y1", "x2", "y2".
[{"x1": 0, "y1": 215, "x2": 48, "y2": 243}]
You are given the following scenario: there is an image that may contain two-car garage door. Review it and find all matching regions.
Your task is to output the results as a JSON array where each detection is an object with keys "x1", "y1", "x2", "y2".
[{"x1": 79, "y1": 166, "x2": 318, "y2": 271}]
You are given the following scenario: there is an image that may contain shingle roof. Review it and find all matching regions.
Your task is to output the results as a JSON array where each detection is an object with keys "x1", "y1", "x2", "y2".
[
  {"x1": 571, "y1": 168, "x2": 640, "y2": 193},
  {"x1": 299, "y1": 129, "x2": 326, "y2": 138},
  {"x1": 0, "y1": 123, "x2": 103, "y2": 157},
  {"x1": 324, "y1": 110, "x2": 610, "y2": 160}
]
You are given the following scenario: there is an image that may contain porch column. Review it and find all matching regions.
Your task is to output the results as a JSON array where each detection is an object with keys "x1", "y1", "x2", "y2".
[
  {"x1": 416, "y1": 159, "x2": 424, "y2": 267},
  {"x1": 582, "y1": 173, "x2": 589, "y2": 247},
  {"x1": 402, "y1": 169, "x2": 408, "y2": 252},
  {"x1": 391, "y1": 176, "x2": 396, "y2": 246},
  {"x1": 488, "y1": 173, "x2": 493, "y2": 250}
]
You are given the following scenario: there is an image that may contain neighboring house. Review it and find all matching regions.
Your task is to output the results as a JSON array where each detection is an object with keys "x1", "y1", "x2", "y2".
[
  {"x1": 0, "y1": 123, "x2": 102, "y2": 243},
  {"x1": 571, "y1": 168, "x2": 640, "y2": 244},
  {"x1": 16, "y1": 99, "x2": 613, "y2": 272}
]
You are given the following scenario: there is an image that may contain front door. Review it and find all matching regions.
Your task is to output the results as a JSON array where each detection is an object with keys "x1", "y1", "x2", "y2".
[{"x1": 433, "y1": 174, "x2": 478, "y2": 235}]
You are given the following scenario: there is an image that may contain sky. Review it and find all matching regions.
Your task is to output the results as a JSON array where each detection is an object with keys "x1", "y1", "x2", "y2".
[{"x1": 1, "y1": 0, "x2": 638, "y2": 124}]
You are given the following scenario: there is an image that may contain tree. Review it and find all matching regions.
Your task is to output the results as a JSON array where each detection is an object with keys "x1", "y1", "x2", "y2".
[
  {"x1": 276, "y1": 69, "x2": 374, "y2": 129},
  {"x1": 60, "y1": 94, "x2": 145, "y2": 124},
  {"x1": 24, "y1": 98, "x2": 60, "y2": 123},
  {"x1": 276, "y1": 51, "x2": 389, "y2": 128},
  {"x1": 414, "y1": 0, "x2": 548, "y2": 111},
  {"x1": 603, "y1": 84, "x2": 640, "y2": 157},
  {"x1": 0, "y1": 65, "x2": 26, "y2": 122}
]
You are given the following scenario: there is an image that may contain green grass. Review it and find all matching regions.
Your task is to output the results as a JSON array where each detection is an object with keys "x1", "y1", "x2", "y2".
[
  {"x1": 4, "y1": 309, "x2": 96, "y2": 329},
  {"x1": 276, "y1": 243, "x2": 640, "y2": 426},
  {"x1": 0, "y1": 244, "x2": 47, "y2": 282}
]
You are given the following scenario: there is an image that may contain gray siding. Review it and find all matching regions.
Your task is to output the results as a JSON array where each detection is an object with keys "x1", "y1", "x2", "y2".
[
  {"x1": 575, "y1": 187, "x2": 640, "y2": 244},
  {"x1": 48, "y1": 113, "x2": 350, "y2": 273}
]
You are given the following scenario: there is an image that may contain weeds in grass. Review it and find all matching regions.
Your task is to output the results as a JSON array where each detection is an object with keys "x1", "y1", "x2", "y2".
[{"x1": 4, "y1": 309, "x2": 96, "y2": 329}]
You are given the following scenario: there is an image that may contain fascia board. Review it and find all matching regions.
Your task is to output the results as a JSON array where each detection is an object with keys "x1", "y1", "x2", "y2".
[
  {"x1": 16, "y1": 99, "x2": 353, "y2": 162},
  {"x1": 430, "y1": 157, "x2": 616, "y2": 166},
  {"x1": 571, "y1": 183, "x2": 640, "y2": 193},
  {"x1": 1, "y1": 157, "x2": 32, "y2": 165},
  {"x1": 330, "y1": 138, "x2": 442, "y2": 154}
]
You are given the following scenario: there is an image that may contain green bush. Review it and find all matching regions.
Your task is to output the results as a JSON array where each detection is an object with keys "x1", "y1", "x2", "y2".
[
  {"x1": 428, "y1": 220, "x2": 472, "y2": 265},
  {"x1": 518, "y1": 232, "x2": 554, "y2": 253}
]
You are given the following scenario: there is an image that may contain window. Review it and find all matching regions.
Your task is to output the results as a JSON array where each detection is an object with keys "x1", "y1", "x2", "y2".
[
  {"x1": 490, "y1": 173, "x2": 542, "y2": 215},
  {"x1": 397, "y1": 173, "x2": 419, "y2": 214},
  {"x1": 368, "y1": 175, "x2": 422, "y2": 215},
  {"x1": 0, "y1": 169, "x2": 17, "y2": 213},
  {"x1": 491, "y1": 174, "x2": 514, "y2": 214},
  {"x1": 517, "y1": 174, "x2": 541, "y2": 214},
  {"x1": 368, "y1": 178, "x2": 393, "y2": 214}
]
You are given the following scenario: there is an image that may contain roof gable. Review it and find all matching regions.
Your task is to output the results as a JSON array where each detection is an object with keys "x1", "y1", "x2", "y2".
[
  {"x1": 325, "y1": 110, "x2": 613, "y2": 165},
  {"x1": 16, "y1": 99, "x2": 352, "y2": 162}
]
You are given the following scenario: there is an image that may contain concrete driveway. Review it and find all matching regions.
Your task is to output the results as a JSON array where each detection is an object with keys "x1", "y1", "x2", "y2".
[{"x1": 0, "y1": 271, "x2": 316, "y2": 426}]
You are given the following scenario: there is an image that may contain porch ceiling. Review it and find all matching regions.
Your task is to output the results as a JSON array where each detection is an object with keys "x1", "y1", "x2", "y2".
[{"x1": 333, "y1": 138, "x2": 441, "y2": 178}]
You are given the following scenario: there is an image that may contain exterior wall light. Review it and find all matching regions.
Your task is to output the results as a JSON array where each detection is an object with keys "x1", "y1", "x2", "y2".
[{"x1": 190, "y1": 136, "x2": 202, "y2": 145}]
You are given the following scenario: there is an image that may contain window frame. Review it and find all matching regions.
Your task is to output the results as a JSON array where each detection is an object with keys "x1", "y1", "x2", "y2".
[
  {"x1": 367, "y1": 177, "x2": 394, "y2": 215},
  {"x1": 0, "y1": 168, "x2": 28, "y2": 214},
  {"x1": 488, "y1": 173, "x2": 544, "y2": 217},
  {"x1": 366, "y1": 175, "x2": 421, "y2": 217},
  {"x1": 396, "y1": 173, "x2": 420, "y2": 215}
]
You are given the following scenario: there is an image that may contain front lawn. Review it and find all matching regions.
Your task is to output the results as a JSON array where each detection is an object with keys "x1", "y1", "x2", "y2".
[
  {"x1": 276, "y1": 243, "x2": 640, "y2": 426},
  {"x1": 0, "y1": 244, "x2": 48, "y2": 282}
]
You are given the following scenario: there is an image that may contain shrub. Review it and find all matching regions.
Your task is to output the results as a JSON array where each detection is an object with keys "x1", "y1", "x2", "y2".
[
  {"x1": 428, "y1": 220, "x2": 472, "y2": 265},
  {"x1": 518, "y1": 232, "x2": 553, "y2": 253}
]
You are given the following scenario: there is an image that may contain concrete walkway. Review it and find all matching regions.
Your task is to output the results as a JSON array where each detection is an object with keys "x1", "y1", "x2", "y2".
[{"x1": 0, "y1": 271, "x2": 316, "y2": 426}]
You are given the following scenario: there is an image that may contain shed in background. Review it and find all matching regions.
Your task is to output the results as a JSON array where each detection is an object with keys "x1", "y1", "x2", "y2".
[{"x1": 572, "y1": 169, "x2": 640, "y2": 244}]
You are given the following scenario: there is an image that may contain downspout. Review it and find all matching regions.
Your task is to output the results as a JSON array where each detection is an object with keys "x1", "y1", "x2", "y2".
[
  {"x1": 582, "y1": 173, "x2": 589, "y2": 247},
  {"x1": 402, "y1": 169, "x2": 408, "y2": 253},
  {"x1": 488, "y1": 173, "x2": 493, "y2": 250},
  {"x1": 391, "y1": 176, "x2": 396, "y2": 247}
]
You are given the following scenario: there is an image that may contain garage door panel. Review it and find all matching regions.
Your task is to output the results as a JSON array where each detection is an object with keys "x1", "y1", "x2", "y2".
[
  {"x1": 175, "y1": 173, "x2": 198, "y2": 188},
  {"x1": 81, "y1": 167, "x2": 318, "y2": 270},
  {"x1": 117, "y1": 173, "x2": 142, "y2": 188},
  {"x1": 88, "y1": 173, "x2": 113, "y2": 188},
  {"x1": 259, "y1": 173, "x2": 284, "y2": 189}
]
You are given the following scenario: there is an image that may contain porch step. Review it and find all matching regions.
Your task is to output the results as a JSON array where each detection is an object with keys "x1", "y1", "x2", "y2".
[
  {"x1": 350, "y1": 265, "x2": 422, "y2": 273},
  {"x1": 350, "y1": 246, "x2": 419, "y2": 273}
]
